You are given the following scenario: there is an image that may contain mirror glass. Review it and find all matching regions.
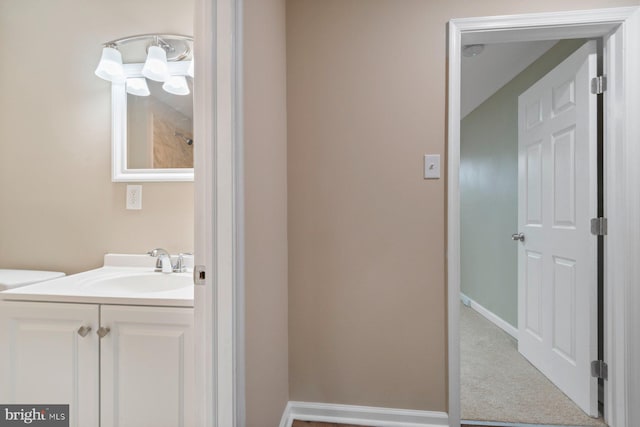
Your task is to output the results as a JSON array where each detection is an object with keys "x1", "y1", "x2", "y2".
[
  {"x1": 127, "y1": 80, "x2": 194, "y2": 169},
  {"x1": 112, "y1": 62, "x2": 194, "y2": 182}
]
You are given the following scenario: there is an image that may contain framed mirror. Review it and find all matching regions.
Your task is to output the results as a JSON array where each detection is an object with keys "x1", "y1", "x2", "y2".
[{"x1": 112, "y1": 61, "x2": 194, "y2": 182}]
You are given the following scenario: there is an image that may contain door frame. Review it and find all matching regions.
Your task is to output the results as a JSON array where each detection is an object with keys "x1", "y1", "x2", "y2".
[
  {"x1": 447, "y1": 7, "x2": 640, "y2": 427},
  {"x1": 193, "y1": 0, "x2": 245, "y2": 426}
]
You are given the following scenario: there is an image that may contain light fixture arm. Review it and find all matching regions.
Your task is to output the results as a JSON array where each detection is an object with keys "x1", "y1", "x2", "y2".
[
  {"x1": 154, "y1": 36, "x2": 174, "y2": 53},
  {"x1": 101, "y1": 33, "x2": 193, "y2": 48},
  {"x1": 101, "y1": 33, "x2": 194, "y2": 63}
]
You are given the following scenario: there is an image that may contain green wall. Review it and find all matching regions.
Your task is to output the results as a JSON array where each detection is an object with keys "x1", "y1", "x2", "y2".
[{"x1": 460, "y1": 39, "x2": 586, "y2": 328}]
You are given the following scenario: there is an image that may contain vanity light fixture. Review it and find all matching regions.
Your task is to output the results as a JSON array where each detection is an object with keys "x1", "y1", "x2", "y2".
[
  {"x1": 95, "y1": 33, "x2": 193, "y2": 94},
  {"x1": 163, "y1": 75, "x2": 190, "y2": 96},
  {"x1": 94, "y1": 45, "x2": 125, "y2": 83},
  {"x1": 126, "y1": 78, "x2": 150, "y2": 96},
  {"x1": 142, "y1": 42, "x2": 170, "y2": 82}
]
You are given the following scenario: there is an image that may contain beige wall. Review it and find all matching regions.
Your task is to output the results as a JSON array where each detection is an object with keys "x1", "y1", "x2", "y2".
[
  {"x1": 286, "y1": 0, "x2": 447, "y2": 410},
  {"x1": 244, "y1": 0, "x2": 290, "y2": 426},
  {"x1": 286, "y1": 0, "x2": 638, "y2": 412},
  {"x1": 0, "y1": 0, "x2": 194, "y2": 275}
]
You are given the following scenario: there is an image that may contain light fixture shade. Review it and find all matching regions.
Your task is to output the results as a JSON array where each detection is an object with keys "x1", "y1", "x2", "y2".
[
  {"x1": 142, "y1": 45, "x2": 170, "y2": 82},
  {"x1": 163, "y1": 75, "x2": 190, "y2": 95},
  {"x1": 187, "y1": 59, "x2": 194, "y2": 78},
  {"x1": 95, "y1": 47, "x2": 124, "y2": 82},
  {"x1": 126, "y1": 78, "x2": 150, "y2": 96}
]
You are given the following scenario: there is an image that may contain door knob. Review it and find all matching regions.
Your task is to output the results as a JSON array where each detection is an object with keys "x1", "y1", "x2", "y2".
[
  {"x1": 511, "y1": 233, "x2": 525, "y2": 242},
  {"x1": 97, "y1": 327, "x2": 111, "y2": 338},
  {"x1": 77, "y1": 326, "x2": 92, "y2": 337}
]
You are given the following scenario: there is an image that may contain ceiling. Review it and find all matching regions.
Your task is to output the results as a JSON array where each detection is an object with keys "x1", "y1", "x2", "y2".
[{"x1": 461, "y1": 40, "x2": 557, "y2": 118}]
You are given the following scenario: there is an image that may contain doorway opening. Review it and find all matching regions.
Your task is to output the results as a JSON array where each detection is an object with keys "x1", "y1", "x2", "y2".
[
  {"x1": 459, "y1": 37, "x2": 604, "y2": 426},
  {"x1": 447, "y1": 7, "x2": 640, "y2": 427}
]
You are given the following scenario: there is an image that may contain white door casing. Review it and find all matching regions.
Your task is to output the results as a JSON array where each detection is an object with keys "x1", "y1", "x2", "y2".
[
  {"x1": 517, "y1": 40, "x2": 598, "y2": 416},
  {"x1": 448, "y1": 7, "x2": 640, "y2": 427},
  {"x1": 0, "y1": 301, "x2": 100, "y2": 427},
  {"x1": 193, "y1": 0, "x2": 243, "y2": 425}
]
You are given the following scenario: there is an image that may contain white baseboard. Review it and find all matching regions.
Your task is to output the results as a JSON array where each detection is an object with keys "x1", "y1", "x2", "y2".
[
  {"x1": 279, "y1": 401, "x2": 449, "y2": 427},
  {"x1": 460, "y1": 293, "x2": 518, "y2": 340}
]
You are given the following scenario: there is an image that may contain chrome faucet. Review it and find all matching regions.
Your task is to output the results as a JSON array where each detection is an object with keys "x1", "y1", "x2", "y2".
[
  {"x1": 147, "y1": 248, "x2": 173, "y2": 273},
  {"x1": 147, "y1": 249, "x2": 192, "y2": 273}
]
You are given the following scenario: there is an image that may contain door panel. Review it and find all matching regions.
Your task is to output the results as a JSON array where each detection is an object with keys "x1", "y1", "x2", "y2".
[
  {"x1": 552, "y1": 256, "x2": 576, "y2": 362},
  {"x1": 525, "y1": 250, "x2": 543, "y2": 339},
  {"x1": 517, "y1": 40, "x2": 598, "y2": 416},
  {"x1": 526, "y1": 142, "x2": 543, "y2": 225},
  {"x1": 551, "y1": 78, "x2": 575, "y2": 115},
  {"x1": 552, "y1": 127, "x2": 576, "y2": 227}
]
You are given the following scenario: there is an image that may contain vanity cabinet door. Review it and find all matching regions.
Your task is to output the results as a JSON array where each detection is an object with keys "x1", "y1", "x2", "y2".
[
  {"x1": 0, "y1": 301, "x2": 100, "y2": 427},
  {"x1": 100, "y1": 305, "x2": 195, "y2": 427}
]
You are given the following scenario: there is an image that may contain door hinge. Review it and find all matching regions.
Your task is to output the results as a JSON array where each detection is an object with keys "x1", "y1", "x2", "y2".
[
  {"x1": 590, "y1": 217, "x2": 608, "y2": 236},
  {"x1": 591, "y1": 76, "x2": 606, "y2": 95},
  {"x1": 193, "y1": 265, "x2": 206, "y2": 285},
  {"x1": 591, "y1": 360, "x2": 608, "y2": 380}
]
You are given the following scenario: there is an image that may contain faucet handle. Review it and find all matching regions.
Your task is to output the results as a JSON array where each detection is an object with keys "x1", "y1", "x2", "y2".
[{"x1": 174, "y1": 253, "x2": 193, "y2": 273}]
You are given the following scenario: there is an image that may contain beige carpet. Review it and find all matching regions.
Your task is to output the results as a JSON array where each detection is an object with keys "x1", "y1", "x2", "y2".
[{"x1": 461, "y1": 304, "x2": 606, "y2": 426}]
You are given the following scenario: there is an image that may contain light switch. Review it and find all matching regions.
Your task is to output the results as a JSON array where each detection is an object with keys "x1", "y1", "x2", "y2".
[
  {"x1": 126, "y1": 185, "x2": 142, "y2": 210},
  {"x1": 424, "y1": 154, "x2": 440, "y2": 179}
]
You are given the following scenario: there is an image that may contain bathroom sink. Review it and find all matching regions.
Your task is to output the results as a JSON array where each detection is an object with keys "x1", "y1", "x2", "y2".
[
  {"x1": 84, "y1": 273, "x2": 192, "y2": 293},
  {"x1": 0, "y1": 254, "x2": 195, "y2": 307}
]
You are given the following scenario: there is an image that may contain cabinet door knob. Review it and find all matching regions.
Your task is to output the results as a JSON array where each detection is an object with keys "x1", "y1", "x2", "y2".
[
  {"x1": 97, "y1": 327, "x2": 111, "y2": 338},
  {"x1": 77, "y1": 326, "x2": 92, "y2": 337}
]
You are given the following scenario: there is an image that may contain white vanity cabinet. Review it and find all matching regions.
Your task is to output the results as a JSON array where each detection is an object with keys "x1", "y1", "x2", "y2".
[
  {"x1": 100, "y1": 305, "x2": 195, "y2": 427},
  {"x1": 0, "y1": 301, "x2": 194, "y2": 427},
  {"x1": 0, "y1": 301, "x2": 100, "y2": 427}
]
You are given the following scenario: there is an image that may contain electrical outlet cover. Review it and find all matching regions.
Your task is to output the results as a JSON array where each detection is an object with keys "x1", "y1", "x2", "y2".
[{"x1": 126, "y1": 185, "x2": 142, "y2": 210}]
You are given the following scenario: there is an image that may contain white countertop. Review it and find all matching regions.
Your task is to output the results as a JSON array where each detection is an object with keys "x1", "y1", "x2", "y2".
[
  {"x1": 0, "y1": 254, "x2": 194, "y2": 308},
  {"x1": 0, "y1": 269, "x2": 65, "y2": 290}
]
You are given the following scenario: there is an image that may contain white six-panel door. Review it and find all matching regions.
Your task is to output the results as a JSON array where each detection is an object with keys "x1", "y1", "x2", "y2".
[{"x1": 517, "y1": 40, "x2": 599, "y2": 416}]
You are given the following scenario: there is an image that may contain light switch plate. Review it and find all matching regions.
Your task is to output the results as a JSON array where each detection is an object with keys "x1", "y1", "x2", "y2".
[
  {"x1": 126, "y1": 185, "x2": 142, "y2": 210},
  {"x1": 424, "y1": 154, "x2": 440, "y2": 179}
]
